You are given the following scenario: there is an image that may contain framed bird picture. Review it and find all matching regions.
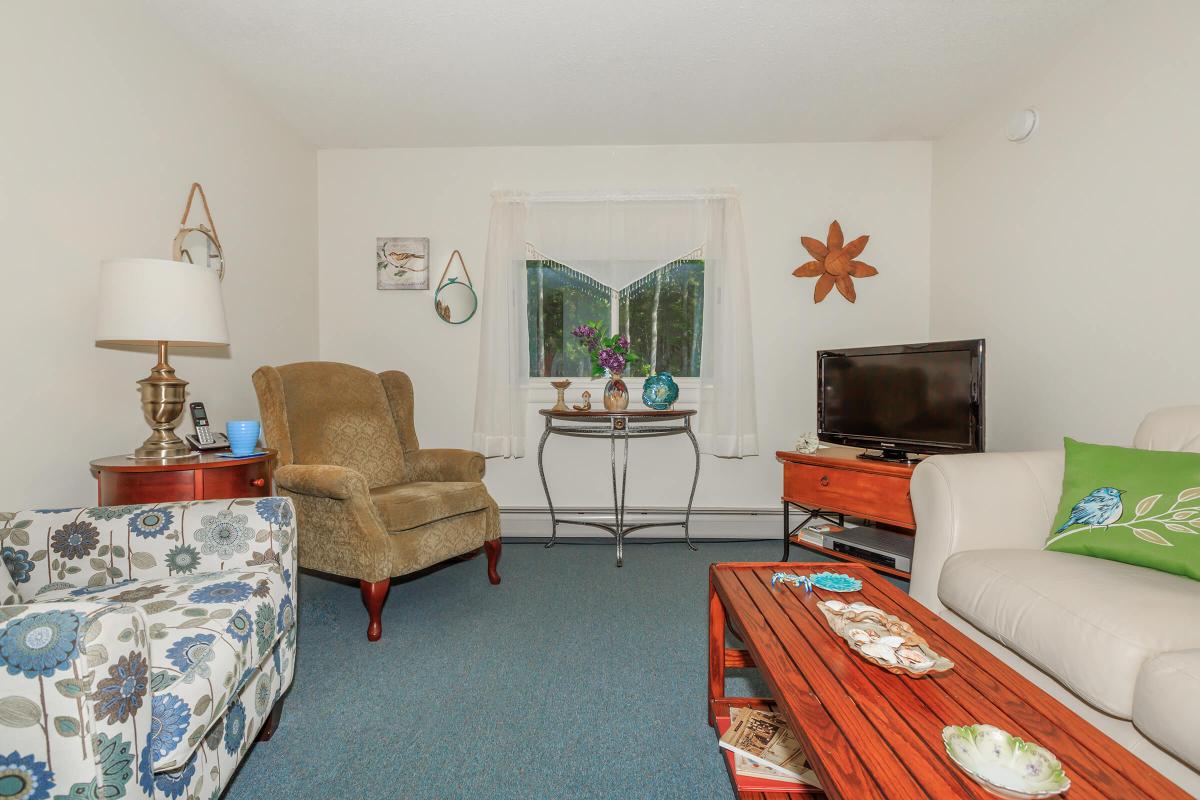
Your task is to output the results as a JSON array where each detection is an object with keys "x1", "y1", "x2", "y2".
[{"x1": 376, "y1": 236, "x2": 430, "y2": 290}]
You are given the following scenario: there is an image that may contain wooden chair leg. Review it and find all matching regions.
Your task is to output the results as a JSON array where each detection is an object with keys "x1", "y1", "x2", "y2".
[
  {"x1": 360, "y1": 578, "x2": 391, "y2": 642},
  {"x1": 256, "y1": 698, "x2": 284, "y2": 742},
  {"x1": 484, "y1": 539, "x2": 502, "y2": 585}
]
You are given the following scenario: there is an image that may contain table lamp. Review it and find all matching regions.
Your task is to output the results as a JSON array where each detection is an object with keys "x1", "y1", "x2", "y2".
[{"x1": 96, "y1": 258, "x2": 229, "y2": 460}]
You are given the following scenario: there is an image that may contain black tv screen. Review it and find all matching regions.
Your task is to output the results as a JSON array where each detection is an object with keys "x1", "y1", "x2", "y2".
[{"x1": 817, "y1": 340, "x2": 984, "y2": 457}]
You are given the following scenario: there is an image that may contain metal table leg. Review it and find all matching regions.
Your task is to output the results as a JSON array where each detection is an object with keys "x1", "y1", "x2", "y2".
[
  {"x1": 683, "y1": 420, "x2": 700, "y2": 551},
  {"x1": 537, "y1": 420, "x2": 558, "y2": 548},
  {"x1": 783, "y1": 500, "x2": 790, "y2": 561},
  {"x1": 611, "y1": 427, "x2": 630, "y2": 567},
  {"x1": 621, "y1": 428, "x2": 631, "y2": 565},
  {"x1": 784, "y1": 503, "x2": 845, "y2": 559},
  {"x1": 538, "y1": 411, "x2": 701, "y2": 565}
]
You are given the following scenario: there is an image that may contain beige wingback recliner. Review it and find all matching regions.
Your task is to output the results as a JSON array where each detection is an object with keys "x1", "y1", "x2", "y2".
[
  {"x1": 910, "y1": 406, "x2": 1200, "y2": 794},
  {"x1": 252, "y1": 361, "x2": 501, "y2": 642}
]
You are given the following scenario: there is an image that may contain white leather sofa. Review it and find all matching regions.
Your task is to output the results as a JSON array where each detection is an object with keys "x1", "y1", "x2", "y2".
[{"x1": 910, "y1": 406, "x2": 1200, "y2": 795}]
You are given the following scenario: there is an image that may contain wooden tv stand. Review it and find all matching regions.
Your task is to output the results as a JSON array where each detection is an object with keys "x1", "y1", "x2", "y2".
[{"x1": 777, "y1": 445, "x2": 917, "y2": 579}]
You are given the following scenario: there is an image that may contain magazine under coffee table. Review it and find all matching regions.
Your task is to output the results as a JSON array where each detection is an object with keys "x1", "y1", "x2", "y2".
[{"x1": 707, "y1": 562, "x2": 1190, "y2": 800}]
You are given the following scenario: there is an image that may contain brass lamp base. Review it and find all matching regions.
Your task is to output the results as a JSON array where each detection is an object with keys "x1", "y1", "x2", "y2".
[{"x1": 131, "y1": 341, "x2": 196, "y2": 461}]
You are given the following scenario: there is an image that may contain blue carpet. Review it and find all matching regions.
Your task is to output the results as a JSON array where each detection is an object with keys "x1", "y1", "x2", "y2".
[{"x1": 225, "y1": 540, "x2": 904, "y2": 799}]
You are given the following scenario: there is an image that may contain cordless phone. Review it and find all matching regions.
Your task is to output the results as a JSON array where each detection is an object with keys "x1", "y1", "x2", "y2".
[
  {"x1": 185, "y1": 402, "x2": 230, "y2": 450},
  {"x1": 191, "y1": 402, "x2": 214, "y2": 445}
]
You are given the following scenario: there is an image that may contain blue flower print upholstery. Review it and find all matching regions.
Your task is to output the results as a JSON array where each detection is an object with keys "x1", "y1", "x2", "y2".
[
  {"x1": 32, "y1": 564, "x2": 290, "y2": 771},
  {"x1": 0, "y1": 497, "x2": 296, "y2": 799}
]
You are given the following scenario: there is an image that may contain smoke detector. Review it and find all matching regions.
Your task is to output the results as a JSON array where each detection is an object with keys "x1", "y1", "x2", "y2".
[{"x1": 1006, "y1": 108, "x2": 1039, "y2": 143}]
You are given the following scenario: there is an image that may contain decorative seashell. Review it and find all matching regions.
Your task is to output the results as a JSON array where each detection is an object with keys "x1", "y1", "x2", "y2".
[
  {"x1": 816, "y1": 598, "x2": 955, "y2": 678},
  {"x1": 848, "y1": 629, "x2": 872, "y2": 645},
  {"x1": 860, "y1": 642, "x2": 899, "y2": 664},
  {"x1": 896, "y1": 646, "x2": 934, "y2": 668}
]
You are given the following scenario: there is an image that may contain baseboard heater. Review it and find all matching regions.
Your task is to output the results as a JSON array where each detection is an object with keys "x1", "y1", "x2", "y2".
[{"x1": 821, "y1": 524, "x2": 914, "y2": 573}]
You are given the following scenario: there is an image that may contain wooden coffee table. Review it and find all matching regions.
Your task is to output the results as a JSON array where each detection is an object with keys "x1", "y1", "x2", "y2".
[{"x1": 707, "y1": 562, "x2": 1190, "y2": 800}]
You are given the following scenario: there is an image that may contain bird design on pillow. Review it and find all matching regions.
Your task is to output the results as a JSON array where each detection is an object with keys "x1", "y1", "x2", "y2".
[{"x1": 1054, "y1": 486, "x2": 1125, "y2": 533}]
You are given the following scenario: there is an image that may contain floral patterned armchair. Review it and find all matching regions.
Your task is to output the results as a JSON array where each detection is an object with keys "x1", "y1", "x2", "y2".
[{"x1": 0, "y1": 497, "x2": 297, "y2": 800}]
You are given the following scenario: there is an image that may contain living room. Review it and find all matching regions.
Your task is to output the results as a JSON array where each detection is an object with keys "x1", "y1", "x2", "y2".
[{"x1": 1, "y1": 1, "x2": 1198, "y2": 798}]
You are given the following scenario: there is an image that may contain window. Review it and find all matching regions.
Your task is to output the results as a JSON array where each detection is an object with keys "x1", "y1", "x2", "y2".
[
  {"x1": 526, "y1": 260, "x2": 611, "y2": 378},
  {"x1": 527, "y1": 257, "x2": 703, "y2": 378},
  {"x1": 619, "y1": 259, "x2": 704, "y2": 378}
]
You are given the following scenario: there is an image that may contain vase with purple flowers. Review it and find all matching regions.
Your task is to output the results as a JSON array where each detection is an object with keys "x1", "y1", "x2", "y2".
[
  {"x1": 603, "y1": 371, "x2": 628, "y2": 410},
  {"x1": 570, "y1": 320, "x2": 643, "y2": 411}
]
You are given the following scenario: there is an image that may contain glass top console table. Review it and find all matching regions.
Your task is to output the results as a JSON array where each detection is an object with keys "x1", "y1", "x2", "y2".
[{"x1": 537, "y1": 409, "x2": 700, "y2": 567}]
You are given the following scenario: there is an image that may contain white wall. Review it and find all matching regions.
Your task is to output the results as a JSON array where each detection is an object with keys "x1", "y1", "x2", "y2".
[
  {"x1": 930, "y1": 0, "x2": 1200, "y2": 451},
  {"x1": 318, "y1": 144, "x2": 932, "y2": 511},
  {"x1": 0, "y1": 1, "x2": 318, "y2": 507}
]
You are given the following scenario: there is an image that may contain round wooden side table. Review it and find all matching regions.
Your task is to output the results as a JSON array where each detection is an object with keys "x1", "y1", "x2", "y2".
[{"x1": 90, "y1": 450, "x2": 277, "y2": 506}]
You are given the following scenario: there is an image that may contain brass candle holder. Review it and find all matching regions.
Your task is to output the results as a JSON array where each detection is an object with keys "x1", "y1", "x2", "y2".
[{"x1": 550, "y1": 379, "x2": 571, "y2": 412}]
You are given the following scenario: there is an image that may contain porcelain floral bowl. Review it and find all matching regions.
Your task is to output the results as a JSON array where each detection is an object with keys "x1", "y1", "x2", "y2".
[{"x1": 942, "y1": 724, "x2": 1071, "y2": 799}]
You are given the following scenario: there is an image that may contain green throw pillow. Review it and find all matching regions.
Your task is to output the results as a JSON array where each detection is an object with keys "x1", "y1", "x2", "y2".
[{"x1": 1046, "y1": 437, "x2": 1200, "y2": 580}]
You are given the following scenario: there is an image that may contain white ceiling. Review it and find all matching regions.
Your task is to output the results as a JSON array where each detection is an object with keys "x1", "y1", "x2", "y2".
[{"x1": 145, "y1": 0, "x2": 1106, "y2": 148}]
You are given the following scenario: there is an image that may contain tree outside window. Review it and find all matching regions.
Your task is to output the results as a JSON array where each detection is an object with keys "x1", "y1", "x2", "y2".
[{"x1": 527, "y1": 258, "x2": 703, "y2": 378}]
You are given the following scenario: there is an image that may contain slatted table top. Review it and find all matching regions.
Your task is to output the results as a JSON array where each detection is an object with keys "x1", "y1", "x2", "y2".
[{"x1": 708, "y1": 562, "x2": 1189, "y2": 800}]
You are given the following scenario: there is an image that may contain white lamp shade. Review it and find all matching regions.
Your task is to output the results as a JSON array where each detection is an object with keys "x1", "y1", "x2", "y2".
[{"x1": 96, "y1": 258, "x2": 229, "y2": 345}]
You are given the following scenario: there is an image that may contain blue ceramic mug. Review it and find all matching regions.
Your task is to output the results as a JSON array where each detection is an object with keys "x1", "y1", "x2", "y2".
[{"x1": 226, "y1": 420, "x2": 261, "y2": 456}]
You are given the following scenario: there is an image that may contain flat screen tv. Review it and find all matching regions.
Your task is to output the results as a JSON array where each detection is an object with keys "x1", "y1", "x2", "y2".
[{"x1": 817, "y1": 339, "x2": 985, "y2": 462}]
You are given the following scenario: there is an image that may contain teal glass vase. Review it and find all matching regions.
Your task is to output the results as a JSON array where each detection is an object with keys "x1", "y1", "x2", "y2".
[{"x1": 641, "y1": 372, "x2": 679, "y2": 410}]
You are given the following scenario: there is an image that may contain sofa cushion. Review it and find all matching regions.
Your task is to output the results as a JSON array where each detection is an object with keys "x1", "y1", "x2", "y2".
[
  {"x1": 1046, "y1": 437, "x2": 1200, "y2": 581},
  {"x1": 370, "y1": 481, "x2": 491, "y2": 532},
  {"x1": 32, "y1": 565, "x2": 292, "y2": 772},
  {"x1": 939, "y1": 549, "x2": 1200, "y2": 718},
  {"x1": 1133, "y1": 649, "x2": 1200, "y2": 771}
]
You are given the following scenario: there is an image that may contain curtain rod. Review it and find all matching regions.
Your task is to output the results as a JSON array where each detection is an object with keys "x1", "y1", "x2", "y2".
[{"x1": 491, "y1": 188, "x2": 738, "y2": 202}]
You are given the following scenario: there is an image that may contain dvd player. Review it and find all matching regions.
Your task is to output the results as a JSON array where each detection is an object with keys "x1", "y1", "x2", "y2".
[{"x1": 822, "y1": 524, "x2": 913, "y2": 572}]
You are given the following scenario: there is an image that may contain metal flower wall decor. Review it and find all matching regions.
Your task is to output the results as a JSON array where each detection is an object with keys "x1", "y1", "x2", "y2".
[{"x1": 792, "y1": 220, "x2": 878, "y2": 303}]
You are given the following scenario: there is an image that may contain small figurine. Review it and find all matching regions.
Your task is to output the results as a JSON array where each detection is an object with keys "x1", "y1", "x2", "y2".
[
  {"x1": 572, "y1": 390, "x2": 592, "y2": 412},
  {"x1": 550, "y1": 379, "x2": 571, "y2": 412},
  {"x1": 795, "y1": 432, "x2": 820, "y2": 454},
  {"x1": 771, "y1": 572, "x2": 812, "y2": 591}
]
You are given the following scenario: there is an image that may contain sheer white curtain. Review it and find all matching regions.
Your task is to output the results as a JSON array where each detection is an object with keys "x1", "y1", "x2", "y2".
[
  {"x1": 471, "y1": 190, "x2": 758, "y2": 458},
  {"x1": 698, "y1": 197, "x2": 758, "y2": 457},
  {"x1": 471, "y1": 199, "x2": 528, "y2": 458}
]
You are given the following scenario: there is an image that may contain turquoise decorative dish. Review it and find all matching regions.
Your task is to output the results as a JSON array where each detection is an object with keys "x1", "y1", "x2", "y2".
[
  {"x1": 641, "y1": 371, "x2": 679, "y2": 410},
  {"x1": 942, "y1": 725, "x2": 1071, "y2": 799},
  {"x1": 807, "y1": 572, "x2": 862, "y2": 592},
  {"x1": 769, "y1": 571, "x2": 862, "y2": 593}
]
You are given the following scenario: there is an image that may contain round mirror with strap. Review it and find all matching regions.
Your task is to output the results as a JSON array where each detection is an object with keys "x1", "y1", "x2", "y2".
[
  {"x1": 172, "y1": 182, "x2": 225, "y2": 280},
  {"x1": 434, "y1": 249, "x2": 478, "y2": 324}
]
